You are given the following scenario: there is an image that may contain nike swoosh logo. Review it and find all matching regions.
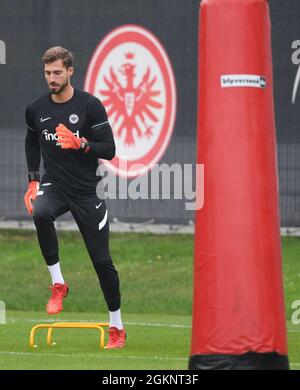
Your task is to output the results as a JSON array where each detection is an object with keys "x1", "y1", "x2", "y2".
[
  {"x1": 95, "y1": 202, "x2": 103, "y2": 209},
  {"x1": 40, "y1": 117, "x2": 51, "y2": 122}
]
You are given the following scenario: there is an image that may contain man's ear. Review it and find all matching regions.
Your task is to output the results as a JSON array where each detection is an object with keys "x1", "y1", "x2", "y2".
[{"x1": 68, "y1": 66, "x2": 74, "y2": 77}]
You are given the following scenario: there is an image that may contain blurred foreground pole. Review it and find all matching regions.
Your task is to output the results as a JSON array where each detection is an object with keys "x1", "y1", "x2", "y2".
[{"x1": 189, "y1": 0, "x2": 289, "y2": 370}]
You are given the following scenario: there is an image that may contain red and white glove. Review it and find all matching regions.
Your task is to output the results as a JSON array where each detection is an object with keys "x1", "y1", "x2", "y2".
[
  {"x1": 55, "y1": 123, "x2": 82, "y2": 149},
  {"x1": 24, "y1": 181, "x2": 39, "y2": 215}
]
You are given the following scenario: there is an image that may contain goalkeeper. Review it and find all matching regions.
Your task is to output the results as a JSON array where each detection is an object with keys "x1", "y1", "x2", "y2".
[{"x1": 24, "y1": 46, "x2": 125, "y2": 349}]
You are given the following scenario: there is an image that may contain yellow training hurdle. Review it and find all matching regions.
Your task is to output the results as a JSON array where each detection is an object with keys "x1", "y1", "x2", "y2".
[{"x1": 29, "y1": 322, "x2": 110, "y2": 350}]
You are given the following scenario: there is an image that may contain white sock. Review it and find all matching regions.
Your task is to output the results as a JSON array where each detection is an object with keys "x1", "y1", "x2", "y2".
[
  {"x1": 47, "y1": 262, "x2": 65, "y2": 285},
  {"x1": 109, "y1": 309, "x2": 123, "y2": 330}
]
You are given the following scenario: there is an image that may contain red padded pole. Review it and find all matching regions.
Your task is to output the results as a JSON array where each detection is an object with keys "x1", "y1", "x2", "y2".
[{"x1": 189, "y1": 0, "x2": 289, "y2": 370}]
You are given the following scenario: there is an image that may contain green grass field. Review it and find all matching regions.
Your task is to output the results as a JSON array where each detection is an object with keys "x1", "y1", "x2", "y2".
[
  {"x1": 0, "y1": 311, "x2": 190, "y2": 370},
  {"x1": 0, "y1": 229, "x2": 299, "y2": 370}
]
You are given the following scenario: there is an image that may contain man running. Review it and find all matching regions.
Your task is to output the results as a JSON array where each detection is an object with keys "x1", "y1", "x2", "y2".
[{"x1": 24, "y1": 46, "x2": 125, "y2": 349}]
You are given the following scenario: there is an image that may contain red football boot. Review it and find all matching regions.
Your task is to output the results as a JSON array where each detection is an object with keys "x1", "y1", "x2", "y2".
[
  {"x1": 104, "y1": 327, "x2": 126, "y2": 349},
  {"x1": 46, "y1": 283, "x2": 69, "y2": 315}
]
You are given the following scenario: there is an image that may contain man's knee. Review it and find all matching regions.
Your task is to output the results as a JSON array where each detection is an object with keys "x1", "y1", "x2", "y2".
[
  {"x1": 33, "y1": 207, "x2": 54, "y2": 225},
  {"x1": 92, "y1": 255, "x2": 111, "y2": 268}
]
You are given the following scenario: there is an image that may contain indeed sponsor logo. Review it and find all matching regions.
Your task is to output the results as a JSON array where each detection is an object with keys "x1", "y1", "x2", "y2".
[{"x1": 42, "y1": 129, "x2": 79, "y2": 145}]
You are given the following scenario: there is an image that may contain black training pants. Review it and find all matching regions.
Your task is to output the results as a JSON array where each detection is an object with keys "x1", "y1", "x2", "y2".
[{"x1": 32, "y1": 175, "x2": 120, "y2": 312}]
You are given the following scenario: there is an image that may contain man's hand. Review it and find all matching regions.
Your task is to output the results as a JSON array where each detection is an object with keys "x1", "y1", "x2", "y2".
[
  {"x1": 24, "y1": 181, "x2": 39, "y2": 215},
  {"x1": 55, "y1": 123, "x2": 81, "y2": 149}
]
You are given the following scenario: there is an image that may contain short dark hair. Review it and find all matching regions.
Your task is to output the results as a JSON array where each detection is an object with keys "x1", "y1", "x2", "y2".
[{"x1": 42, "y1": 46, "x2": 73, "y2": 68}]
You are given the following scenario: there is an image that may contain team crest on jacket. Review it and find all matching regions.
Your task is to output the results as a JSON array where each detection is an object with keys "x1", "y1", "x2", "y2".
[
  {"x1": 69, "y1": 114, "x2": 79, "y2": 124},
  {"x1": 84, "y1": 25, "x2": 177, "y2": 177}
]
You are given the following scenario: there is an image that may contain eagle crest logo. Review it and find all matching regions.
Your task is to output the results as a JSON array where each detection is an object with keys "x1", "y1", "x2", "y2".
[
  {"x1": 84, "y1": 25, "x2": 176, "y2": 177},
  {"x1": 100, "y1": 52, "x2": 163, "y2": 146}
]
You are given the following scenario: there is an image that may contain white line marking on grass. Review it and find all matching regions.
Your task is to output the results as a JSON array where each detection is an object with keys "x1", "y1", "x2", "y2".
[
  {"x1": 7, "y1": 318, "x2": 300, "y2": 332},
  {"x1": 8, "y1": 318, "x2": 300, "y2": 331},
  {"x1": 125, "y1": 321, "x2": 191, "y2": 329},
  {"x1": 6, "y1": 318, "x2": 191, "y2": 329},
  {"x1": 0, "y1": 351, "x2": 188, "y2": 362}
]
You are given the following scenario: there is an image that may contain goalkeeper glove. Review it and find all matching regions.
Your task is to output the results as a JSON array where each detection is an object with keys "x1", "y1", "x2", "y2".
[
  {"x1": 55, "y1": 123, "x2": 89, "y2": 151},
  {"x1": 24, "y1": 180, "x2": 39, "y2": 215}
]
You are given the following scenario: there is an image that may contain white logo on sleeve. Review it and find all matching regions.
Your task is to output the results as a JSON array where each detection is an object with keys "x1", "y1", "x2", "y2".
[{"x1": 69, "y1": 114, "x2": 79, "y2": 124}]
